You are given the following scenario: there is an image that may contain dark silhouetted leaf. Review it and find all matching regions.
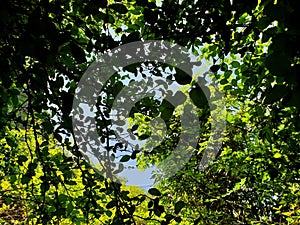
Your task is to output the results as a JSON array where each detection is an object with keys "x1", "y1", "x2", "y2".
[
  {"x1": 120, "y1": 155, "x2": 131, "y2": 162},
  {"x1": 174, "y1": 200, "x2": 185, "y2": 214},
  {"x1": 106, "y1": 200, "x2": 116, "y2": 209},
  {"x1": 144, "y1": 8, "x2": 158, "y2": 24},
  {"x1": 109, "y1": 3, "x2": 128, "y2": 14},
  {"x1": 70, "y1": 42, "x2": 86, "y2": 64},
  {"x1": 266, "y1": 52, "x2": 290, "y2": 76},
  {"x1": 189, "y1": 86, "x2": 209, "y2": 108},
  {"x1": 174, "y1": 68, "x2": 192, "y2": 85},
  {"x1": 148, "y1": 188, "x2": 161, "y2": 196}
]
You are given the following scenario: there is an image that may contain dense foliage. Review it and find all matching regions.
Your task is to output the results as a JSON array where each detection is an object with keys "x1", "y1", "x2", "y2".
[{"x1": 0, "y1": 0, "x2": 299, "y2": 224}]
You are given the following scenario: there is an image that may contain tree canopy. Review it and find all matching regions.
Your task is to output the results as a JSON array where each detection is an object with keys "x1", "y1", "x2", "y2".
[{"x1": 0, "y1": 0, "x2": 299, "y2": 224}]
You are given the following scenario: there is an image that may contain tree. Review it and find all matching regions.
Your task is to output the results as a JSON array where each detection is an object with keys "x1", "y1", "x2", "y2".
[
  {"x1": 0, "y1": 127, "x2": 167, "y2": 224},
  {"x1": 1, "y1": 0, "x2": 299, "y2": 224}
]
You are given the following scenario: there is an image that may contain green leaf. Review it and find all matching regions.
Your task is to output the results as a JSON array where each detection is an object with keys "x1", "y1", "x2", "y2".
[
  {"x1": 223, "y1": 85, "x2": 232, "y2": 90},
  {"x1": 11, "y1": 94, "x2": 19, "y2": 106},
  {"x1": 273, "y1": 153, "x2": 282, "y2": 158},
  {"x1": 174, "y1": 200, "x2": 185, "y2": 214},
  {"x1": 105, "y1": 210, "x2": 112, "y2": 217},
  {"x1": 70, "y1": 42, "x2": 86, "y2": 64},
  {"x1": 55, "y1": 208, "x2": 66, "y2": 217},
  {"x1": 154, "y1": 208, "x2": 162, "y2": 217},
  {"x1": 106, "y1": 200, "x2": 116, "y2": 209},
  {"x1": 138, "y1": 133, "x2": 150, "y2": 140},
  {"x1": 220, "y1": 78, "x2": 228, "y2": 85},
  {"x1": 58, "y1": 194, "x2": 69, "y2": 202},
  {"x1": 144, "y1": 8, "x2": 158, "y2": 24},
  {"x1": 6, "y1": 137, "x2": 17, "y2": 147},
  {"x1": 154, "y1": 205, "x2": 164, "y2": 217},
  {"x1": 264, "y1": 85, "x2": 290, "y2": 104},
  {"x1": 120, "y1": 155, "x2": 131, "y2": 162},
  {"x1": 266, "y1": 53, "x2": 290, "y2": 76},
  {"x1": 109, "y1": 3, "x2": 128, "y2": 14},
  {"x1": 99, "y1": 0, "x2": 108, "y2": 8},
  {"x1": 160, "y1": 99, "x2": 174, "y2": 110},
  {"x1": 164, "y1": 213, "x2": 175, "y2": 221},
  {"x1": 148, "y1": 200, "x2": 154, "y2": 208},
  {"x1": 257, "y1": 16, "x2": 270, "y2": 30},
  {"x1": 21, "y1": 175, "x2": 31, "y2": 184},
  {"x1": 17, "y1": 155, "x2": 28, "y2": 164},
  {"x1": 161, "y1": 107, "x2": 174, "y2": 121},
  {"x1": 124, "y1": 63, "x2": 140, "y2": 73},
  {"x1": 210, "y1": 65, "x2": 220, "y2": 72},
  {"x1": 174, "y1": 217, "x2": 182, "y2": 223},
  {"x1": 160, "y1": 99, "x2": 174, "y2": 121},
  {"x1": 136, "y1": 0, "x2": 148, "y2": 6},
  {"x1": 40, "y1": 182, "x2": 50, "y2": 193},
  {"x1": 189, "y1": 86, "x2": 209, "y2": 108},
  {"x1": 232, "y1": 61, "x2": 240, "y2": 68},
  {"x1": 126, "y1": 31, "x2": 140, "y2": 43},
  {"x1": 227, "y1": 113, "x2": 234, "y2": 123},
  {"x1": 174, "y1": 68, "x2": 192, "y2": 85},
  {"x1": 148, "y1": 188, "x2": 161, "y2": 196}
]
